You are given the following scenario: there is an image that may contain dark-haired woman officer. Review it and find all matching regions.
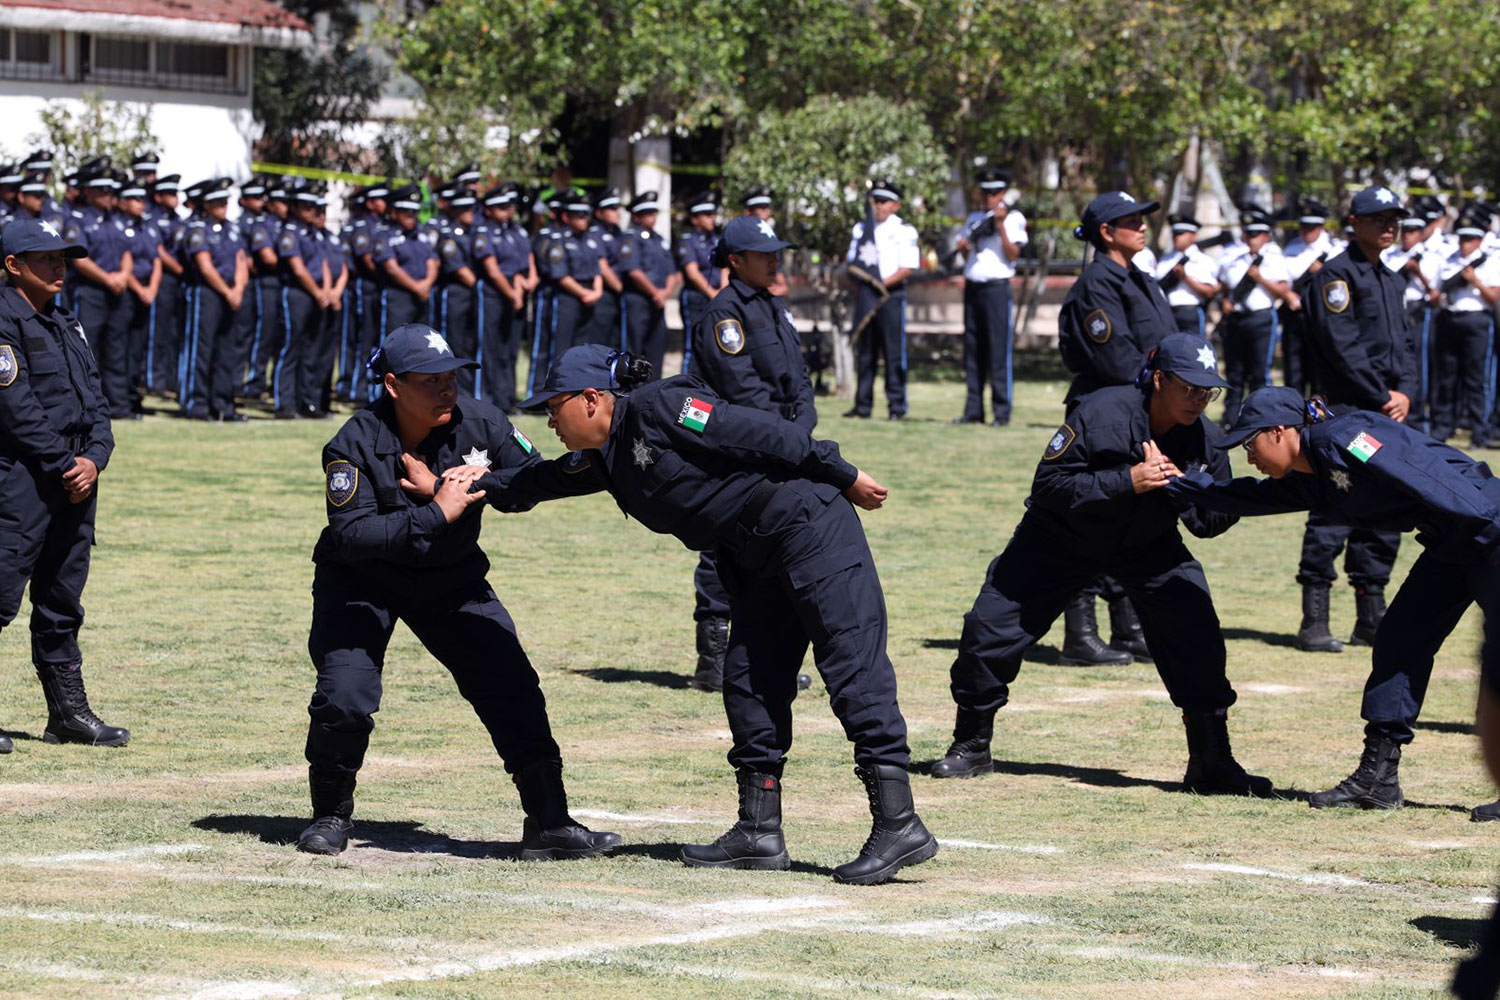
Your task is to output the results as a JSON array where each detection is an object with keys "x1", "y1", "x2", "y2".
[
  {"x1": 297, "y1": 322, "x2": 620, "y2": 861},
  {"x1": 1170, "y1": 385, "x2": 1500, "y2": 819},
  {"x1": 480, "y1": 344, "x2": 937, "y2": 886},
  {"x1": 933, "y1": 334, "x2": 1270, "y2": 797}
]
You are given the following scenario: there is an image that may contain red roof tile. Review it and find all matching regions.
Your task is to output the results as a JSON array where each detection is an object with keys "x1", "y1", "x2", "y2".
[{"x1": 0, "y1": 0, "x2": 310, "y2": 32}]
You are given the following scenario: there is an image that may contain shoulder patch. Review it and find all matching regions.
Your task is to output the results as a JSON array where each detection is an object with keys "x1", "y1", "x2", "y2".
[
  {"x1": 325, "y1": 460, "x2": 359, "y2": 507},
  {"x1": 1084, "y1": 309, "x2": 1112, "y2": 344},
  {"x1": 512, "y1": 428, "x2": 534, "y2": 454},
  {"x1": 1322, "y1": 279, "x2": 1350, "y2": 313},
  {"x1": 714, "y1": 318, "x2": 745, "y2": 355},
  {"x1": 547, "y1": 242, "x2": 565, "y2": 263},
  {"x1": 0, "y1": 344, "x2": 16, "y2": 387},
  {"x1": 1346, "y1": 430, "x2": 1383, "y2": 462},
  {"x1": 1042, "y1": 424, "x2": 1076, "y2": 461},
  {"x1": 677, "y1": 395, "x2": 714, "y2": 432}
]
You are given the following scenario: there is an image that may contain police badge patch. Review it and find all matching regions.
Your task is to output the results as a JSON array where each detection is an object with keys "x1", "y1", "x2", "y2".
[
  {"x1": 1323, "y1": 280, "x2": 1351, "y2": 314},
  {"x1": 1042, "y1": 424, "x2": 1076, "y2": 461},
  {"x1": 715, "y1": 318, "x2": 746, "y2": 355},
  {"x1": 325, "y1": 460, "x2": 359, "y2": 507},
  {"x1": 1084, "y1": 309, "x2": 1111, "y2": 344},
  {"x1": 0, "y1": 344, "x2": 15, "y2": 387}
]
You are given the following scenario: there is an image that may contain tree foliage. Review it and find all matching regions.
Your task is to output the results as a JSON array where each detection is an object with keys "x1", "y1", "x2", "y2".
[{"x1": 28, "y1": 91, "x2": 158, "y2": 174}]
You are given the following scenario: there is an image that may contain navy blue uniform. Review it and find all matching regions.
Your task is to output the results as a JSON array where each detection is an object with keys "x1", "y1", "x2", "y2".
[
  {"x1": 584, "y1": 221, "x2": 626, "y2": 349},
  {"x1": 274, "y1": 220, "x2": 327, "y2": 416},
  {"x1": 675, "y1": 229, "x2": 722, "y2": 373},
  {"x1": 1298, "y1": 244, "x2": 1417, "y2": 592},
  {"x1": 346, "y1": 215, "x2": 388, "y2": 403},
  {"x1": 121, "y1": 213, "x2": 161, "y2": 406},
  {"x1": 486, "y1": 376, "x2": 910, "y2": 775},
  {"x1": 149, "y1": 209, "x2": 188, "y2": 394},
  {"x1": 0, "y1": 287, "x2": 113, "y2": 668},
  {"x1": 1170, "y1": 411, "x2": 1500, "y2": 742},
  {"x1": 307, "y1": 396, "x2": 561, "y2": 779},
  {"x1": 1058, "y1": 256, "x2": 1176, "y2": 407},
  {"x1": 180, "y1": 217, "x2": 245, "y2": 418},
  {"x1": 618, "y1": 223, "x2": 674, "y2": 376},
  {"x1": 314, "y1": 228, "x2": 346, "y2": 412},
  {"x1": 950, "y1": 385, "x2": 1239, "y2": 714},
  {"x1": 64, "y1": 207, "x2": 134, "y2": 417},
  {"x1": 471, "y1": 220, "x2": 529, "y2": 409},
  {"x1": 528, "y1": 230, "x2": 602, "y2": 398},
  {"x1": 436, "y1": 225, "x2": 479, "y2": 395},
  {"x1": 374, "y1": 228, "x2": 436, "y2": 346},
  {"x1": 239, "y1": 211, "x2": 282, "y2": 399}
]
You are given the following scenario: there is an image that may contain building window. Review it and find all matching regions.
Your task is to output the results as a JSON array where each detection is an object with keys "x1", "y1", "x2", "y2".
[
  {"x1": 159, "y1": 42, "x2": 228, "y2": 80},
  {"x1": 0, "y1": 28, "x2": 59, "y2": 79},
  {"x1": 93, "y1": 36, "x2": 149, "y2": 72},
  {"x1": 83, "y1": 34, "x2": 241, "y2": 94}
]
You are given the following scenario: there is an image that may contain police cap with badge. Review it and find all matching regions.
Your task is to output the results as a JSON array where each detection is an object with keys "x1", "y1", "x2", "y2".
[
  {"x1": 687, "y1": 190, "x2": 718, "y2": 217},
  {"x1": 1348, "y1": 184, "x2": 1404, "y2": 218},
  {"x1": 1241, "y1": 207, "x2": 1274, "y2": 235},
  {"x1": 519, "y1": 343, "x2": 632, "y2": 411},
  {"x1": 1075, "y1": 190, "x2": 1160, "y2": 242},
  {"x1": 1, "y1": 215, "x2": 88, "y2": 261},
  {"x1": 389, "y1": 185, "x2": 422, "y2": 213},
  {"x1": 482, "y1": 183, "x2": 517, "y2": 208},
  {"x1": 869, "y1": 179, "x2": 903, "y2": 203},
  {"x1": 630, "y1": 190, "x2": 661, "y2": 215},
  {"x1": 976, "y1": 167, "x2": 1010, "y2": 193},
  {"x1": 594, "y1": 186, "x2": 622, "y2": 211},
  {"x1": 560, "y1": 187, "x2": 592, "y2": 217},
  {"x1": 710, "y1": 212, "x2": 794, "y2": 268},
  {"x1": 368, "y1": 322, "x2": 478, "y2": 378},
  {"x1": 151, "y1": 173, "x2": 182, "y2": 197},
  {"x1": 1169, "y1": 213, "x2": 1201, "y2": 234},
  {"x1": 1147, "y1": 332, "x2": 1229, "y2": 392},
  {"x1": 1297, "y1": 197, "x2": 1331, "y2": 226},
  {"x1": 1215, "y1": 386, "x2": 1312, "y2": 448},
  {"x1": 741, "y1": 185, "x2": 772, "y2": 209}
]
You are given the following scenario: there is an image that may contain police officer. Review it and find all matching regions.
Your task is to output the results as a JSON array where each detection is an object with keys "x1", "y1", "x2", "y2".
[
  {"x1": 472, "y1": 183, "x2": 532, "y2": 411},
  {"x1": 585, "y1": 187, "x2": 626, "y2": 348},
  {"x1": 1430, "y1": 211, "x2": 1500, "y2": 447},
  {"x1": 1217, "y1": 206, "x2": 1293, "y2": 427},
  {"x1": 1056, "y1": 191, "x2": 1177, "y2": 665},
  {"x1": 1384, "y1": 206, "x2": 1443, "y2": 433},
  {"x1": 844, "y1": 179, "x2": 919, "y2": 420},
  {"x1": 617, "y1": 190, "x2": 678, "y2": 379},
  {"x1": 435, "y1": 188, "x2": 480, "y2": 395},
  {"x1": 118, "y1": 181, "x2": 161, "y2": 412},
  {"x1": 146, "y1": 175, "x2": 186, "y2": 397},
  {"x1": 497, "y1": 344, "x2": 937, "y2": 885},
  {"x1": 739, "y1": 186, "x2": 788, "y2": 298},
  {"x1": 179, "y1": 179, "x2": 248, "y2": 421},
  {"x1": 310, "y1": 194, "x2": 346, "y2": 416},
  {"x1": 240, "y1": 177, "x2": 283, "y2": 403},
  {"x1": 1280, "y1": 198, "x2": 1337, "y2": 395},
  {"x1": 296, "y1": 322, "x2": 621, "y2": 860},
  {"x1": 1153, "y1": 214, "x2": 1222, "y2": 335},
  {"x1": 683, "y1": 215, "x2": 818, "y2": 693},
  {"x1": 0, "y1": 165, "x2": 21, "y2": 224},
  {"x1": 22, "y1": 150, "x2": 63, "y2": 221},
  {"x1": 1170, "y1": 385, "x2": 1500, "y2": 818},
  {"x1": 932, "y1": 334, "x2": 1269, "y2": 798},
  {"x1": 15, "y1": 170, "x2": 65, "y2": 233},
  {"x1": 676, "y1": 191, "x2": 723, "y2": 373},
  {"x1": 273, "y1": 183, "x2": 333, "y2": 418},
  {"x1": 344, "y1": 180, "x2": 389, "y2": 405},
  {"x1": 0, "y1": 218, "x2": 129, "y2": 751},
  {"x1": 372, "y1": 186, "x2": 438, "y2": 356},
  {"x1": 955, "y1": 166, "x2": 1027, "y2": 425},
  {"x1": 65, "y1": 168, "x2": 136, "y2": 419},
  {"x1": 527, "y1": 188, "x2": 602, "y2": 399},
  {"x1": 1296, "y1": 185, "x2": 1417, "y2": 652},
  {"x1": 129, "y1": 151, "x2": 158, "y2": 187}
]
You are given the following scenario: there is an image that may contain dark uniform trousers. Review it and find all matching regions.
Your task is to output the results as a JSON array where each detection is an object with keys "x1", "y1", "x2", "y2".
[
  {"x1": 960, "y1": 280, "x2": 1013, "y2": 423},
  {"x1": 624, "y1": 291, "x2": 667, "y2": 379},
  {"x1": 714, "y1": 483, "x2": 910, "y2": 774},
  {"x1": 305, "y1": 565, "x2": 562, "y2": 778},
  {"x1": 351, "y1": 278, "x2": 383, "y2": 403},
  {"x1": 528, "y1": 289, "x2": 588, "y2": 398},
  {"x1": 1299, "y1": 401, "x2": 1401, "y2": 591},
  {"x1": 852, "y1": 287, "x2": 908, "y2": 417},
  {"x1": 1431, "y1": 310, "x2": 1495, "y2": 440},
  {"x1": 476, "y1": 286, "x2": 516, "y2": 409},
  {"x1": 228, "y1": 283, "x2": 257, "y2": 399},
  {"x1": 950, "y1": 523, "x2": 1236, "y2": 714},
  {"x1": 694, "y1": 550, "x2": 731, "y2": 621},
  {"x1": 438, "y1": 282, "x2": 477, "y2": 395},
  {"x1": 584, "y1": 291, "x2": 624, "y2": 350},
  {"x1": 1171, "y1": 304, "x2": 1206, "y2": 336},
  {"x1": 1220, "y1": 307, "x2": 1278, "y2": 427},
  {"x1": 243, "y1": 277, "x2": 282, "y2": 398},
  {"x1": 334, "y1": 287, "x2": 357, "y2": 401},
  {"x1": 381, "y1": 286, "x2": 426, "y2": 338},
  {"x1": 679, "y1": 289, "x2": 710, "y2": 374},
  {"x1": 274, "y1": 286, "x2": 321, "y2": 415},
  {"x1": 148, "y1": 273, "x2": 181, "y2": 394},
  {"x1": 1279, "y1": 303, "x2": 1314, "y2": 396},
  {"x1": 311, "y1": 304, "x2": 341, "y2": 413},
  {"x1": 125, "y1": 292, "x2": 153, "y2": 400},
  {"x1": 73, "y1": 284, "x2": 135, "y2": 417},
  {"x1": 1409, "y1": 303, "x2": 1434, "y2": 432},
  {"x1": 179, "y1": 284, "x2": 242, "y2": 418},
  {"x1": 0, "y1": 469, "x2": 96, "y2": 668}
]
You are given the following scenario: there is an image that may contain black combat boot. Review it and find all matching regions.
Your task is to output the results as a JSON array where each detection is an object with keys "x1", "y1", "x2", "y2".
[
  {"x1": 35, "y1": 662, "x2": 129, "y2": 746},
  {"x1": 1181, "y1": 709, "x2": 1273, "y2": 797},
  {"x1": 930, "y1": 707, "x2": 996, "y2": 779},
  {"x1": 1296, "y1": 584, "x2": 1344, "y2": 652},
  {"x1": 1472, "y1": 800, "x2": 1500, "y2": 823},
  {"x1": 1059, "y1": 595, "x2": 1132, "y2": 666},
  {"x1": 1308, "y1": 736, "x2": 1403, "y2": 809},
  {"x1": 1348, "y1": 586, "x2": 1386, "y2": 647},
  {"x1": 1107, "y1": 598, "x2": 1153, "y2": 662},
  {"x1": 513, "y1": 760, "x2": 623, "y2": 860},
  {"x1": 691, "y1": 616, "x2": 729, "y2": 692},
  {"x1": 298, "y1": 768, "x2": 356, "y2": 854},
  {"x1": 833, "y1": 764, "x2": 939, "y2": 885},
  {"x1": 680, "y1": 770, "x2": 790, "y2": 870},
  {"x1": 0, "y1": 732, "x2": 11, "y2": 754}
]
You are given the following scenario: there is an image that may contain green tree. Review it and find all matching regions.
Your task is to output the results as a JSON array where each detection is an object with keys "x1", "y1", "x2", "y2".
[{"x1": 28, "y1": 91, "x2": 158, "y2": 178}]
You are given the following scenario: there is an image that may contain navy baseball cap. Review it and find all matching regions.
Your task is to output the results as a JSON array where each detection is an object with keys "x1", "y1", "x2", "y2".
[
  {"x1": 1077, "y1": 191, "x2": 1159, "y2": 239},
  {"x1": 369, "y1": 323, "x2": 477, "y2": 376},
  {"x1": 1, "y1": 217, "x2": 87, "y2": 258},
  {"x1": 718, "y1": 214, "x2": 795, "y2": 255},
  {"x1": 1216, "y1": 386, "x2": 1308, "y2": 448},
  {"x1": 1152, "y1": 333, "x2": 1228, "y2": 389},
  {"x1": 1349, "y1": 185, "x2": 1404, "y2": 217},
  {"x1": 518, "y1": 344, "x2": 631, "y2": 411}
]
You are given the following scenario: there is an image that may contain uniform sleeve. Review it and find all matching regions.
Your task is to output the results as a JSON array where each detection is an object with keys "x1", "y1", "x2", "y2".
[
  {"x1": 0, "y1": 317, "x2": 77, "y2": 477},
  {"x1": 68, "y1": 312, "x2": 114, "y2": 471},
  {"x1": 1176, "y1": 424, "x2": 1239, "y2": 538},
  {"x1": 1027, "y1": 409, "x2": 1136, "y2": 512},
  {"x1": 539, "y1": 237, "x2": 568, "y2": 281},
  {"x1": 184, "y1": 225, "x2": 207, "y2": 254},
  {"x1": 1259, "y1": 251, "x2": 1289, "y2": 285},
  {"x1": 689, "y1": 307, "x2": 775, "y2": 412},
  {"x1": 1356, "y1": 430, "x2": 1500, "y2": 551},
  {"x1": 471, "y1": 232, "x2": 494, "y2": 262},
  {"x1": 1307, "y1": 268, "x2": 1391, "y2": 408},
  {"x1": 616, "y1": 234, "x2": 640, "y2": 273},
  {"x1": 478, "y1": 450, "x2": 608, "y2": 510},
  {"x1": 791, "y1": 363, "x2": 817, "y2": 434},
  {"x1": 320, "y1": 443, "x2": 450, "y2": 561},
  {"x1": 249, "y1": 222, "x2": 273, "y2": 254},
  {"x1": 438, "y1": 237, "x2": 466, "y2": 276},
  {"x1": 1165, "y1": 469, "x2": 1321, "y2": 516},
  {"x1": 674, "y1": 236, "x2": 693, "y2": 270},
  {"x1": 896, "y1": 224, "x2": 921, "y2": 269},
  {"x1": 1067, "y1": 276, "x2": 1145, "y2": 386},
  {"x1": 277, "y1": 227, "x2": 302, "y2": 261}
]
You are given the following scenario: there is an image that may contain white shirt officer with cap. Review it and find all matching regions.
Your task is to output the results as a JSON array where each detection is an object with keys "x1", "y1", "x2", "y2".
[
  {"x1": 845, "y1": 183, "x2": 920, "y2": 282},
  {"x1": 1153, "y1": 216, "x2": 1221, "y2": 309},
  {"x1": 958, "y1": 169, "x2": 1027, "y2": 282},
  {"x1": 1218, "y1": 213, "x2": 1291, "y2": 313}
]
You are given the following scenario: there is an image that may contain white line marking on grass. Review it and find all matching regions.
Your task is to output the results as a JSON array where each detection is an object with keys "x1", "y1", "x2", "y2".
[
  {"x1": 569, "y1": 808, "x2": 717, "y2": 826},
  {"x1": 683, "y1": 896, "x2": 844, "y2": 916},
  {"x1": 0, "y1": 960, "x2": 303, "y2": 999},
  {"x1": 1183, "y1": 862, "x2": 1372, "y2": 887},
  {"x1": 3, "y1": 843, "x2": 208, "y2": 865},
  {"x1": 1474, "y1": 896, "x2": 1498, "y2": 905},
  {"x1": 1241, "y1": 683, "x2": 1307, "y2": 695},
  {"x1": 1411, "y1": 839, "x2": 1475, "y2": 850},
  {"x1": 937, "y1": 838, "x2": 1061, "y2": 854},
  {"x1": 852, "y1": 911, "x2": 1052, "y2": 936},
  {"x1": 1056, "y1": 945, "x2": 1374, "y2": 980},
  {"x1": 0, "y1": 905, "x2": 422, "y2": 949},
  {"x1": 590, "y1": 957, "x2": 993, "y2": 999}
]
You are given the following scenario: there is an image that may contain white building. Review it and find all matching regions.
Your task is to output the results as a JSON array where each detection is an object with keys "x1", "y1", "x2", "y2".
[{"x1": 0, "y1": 0, "x2": 311, "y2": 182}]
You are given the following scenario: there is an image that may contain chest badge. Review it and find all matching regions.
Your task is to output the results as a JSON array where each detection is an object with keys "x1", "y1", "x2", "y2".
[
  {"x1": 462, "y1": 447, "x2": 491, "y2": 469},
  {"x1": 0, "y1": 344, "x2": 16, "y2": 387},
  {"x1": 325, "y1": 460, "x2": 359, "y2": 507},
  {"x1": 1323, "y1": 280, "x2": 1350, "y2": 313},
  {"x1": 1084, "y1": 309, "x2": 1112, "y2": 344},
  {"x1": 714, "y1": 318, "x2": 745, "y2": 355},
  {"x1": 1329, "y1": 468, "x2": 1352, "y2": 492},
  {"x1": 632, "y1": 437, "x2": 654, "y2": 469}
]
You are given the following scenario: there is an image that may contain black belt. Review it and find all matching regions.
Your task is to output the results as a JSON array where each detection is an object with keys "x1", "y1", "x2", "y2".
[{"x1": 736, "y1": 480, "x2": 782, "y2": 532}]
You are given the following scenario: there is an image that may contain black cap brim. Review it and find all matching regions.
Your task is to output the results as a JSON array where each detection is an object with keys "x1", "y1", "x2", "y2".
[
  {"x1": 1169, "y1": 366, "x2": 1229, "y2": 389},
  {"x1": 399, "y1": 357, "x2": 479, "y2": 375},
  {"x1": 1215, "y1": 423, "x2": 1264, "y2": 449}
]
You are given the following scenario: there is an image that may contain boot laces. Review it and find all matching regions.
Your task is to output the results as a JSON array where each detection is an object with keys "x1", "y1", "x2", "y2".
[
  {"x1": 56, "y1": 669, "x2": 105, "y2": 728},
  {"x1": 946, "y1": 735, "x2": 988, "y2": 757}
]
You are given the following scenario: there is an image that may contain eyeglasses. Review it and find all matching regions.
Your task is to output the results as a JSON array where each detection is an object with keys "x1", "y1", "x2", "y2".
[
  {"x1": 1170, "y1": 375, "x2": 1222, "y2": 404},
  {"x1": 1240, "y1": 429, "x2": 1266, "y2": 452},
  {"x1": 544, "y1": 392, "x2": 580, "y2": 418}
]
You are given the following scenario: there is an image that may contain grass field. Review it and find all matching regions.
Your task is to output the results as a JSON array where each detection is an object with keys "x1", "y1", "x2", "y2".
[{"x1": 0, "y1": 366, "x2": 1495, "y2": 999}]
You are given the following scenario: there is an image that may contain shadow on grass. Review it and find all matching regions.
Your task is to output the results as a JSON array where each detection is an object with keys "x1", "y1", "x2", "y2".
[
  {"x1": 570, "y1": 666, "x2": 694, "y2": 690},
  {"x1": 193, "y1": 814, "x2": 518, "y2": 857},
  {"x1": 612, "y1": 841, "x2": 839, "y2": 878},
  {"x1": 1220, "y1": 627, "x2": 1300, "y2": 649},
  {"x1": 920, "y1": 638, "x2": 1061, "y2": 666},
  {"x1": 1269, "y1": 789, "x2": 1470, "y2": 813},
  {"x1": 0, "y1": 727, "x2": 43, "y2": 743},
  {"x1": 1412, "y1": 914, "x2": 1486, "y2": 949},
  {"x1": 1414, "y1": 719, "x2": 1477, "y2": 736},
  {"x1": 909, "y1": 757, "x2": 1181, "y2": 793}
]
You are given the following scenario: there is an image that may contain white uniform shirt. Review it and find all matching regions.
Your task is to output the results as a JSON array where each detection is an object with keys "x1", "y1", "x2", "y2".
[
  {"x1": 1439, "y1": 248, "x2": 1500, "y2": 312},
  {"x1": 1283, "y1": 230, "x2": 1337, "y2": 285},
  {"x1": 1218, "y1": 242, "x2": 1289, "y2": 312},
  {"x1": 961, "y1": 208, "x2": 1028, "y2": 282},
  {"x1": 1131, "y1": 247, "x2": 1157, "y2": 273},
  {"x1": 847, "y1": 213, "x2": 921, "y2": 282},
  {"x1": 1153, "y1": 244, "x2": 1219, "y2": 307},
  {"x1": 1381, "y1": 244, "x2": 1442, "y2": 306}
]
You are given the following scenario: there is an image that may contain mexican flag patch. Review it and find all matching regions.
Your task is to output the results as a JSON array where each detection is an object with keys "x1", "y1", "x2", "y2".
[
  {"x1": 512, "y1": 428, "x2": 534, "y2": 454},
  {"x1": 677, "y1": 396, "x2": 714, "y2": 433},
  {"x1": 1346, "y1": 431, "x2": 1383, "y2": 463}
]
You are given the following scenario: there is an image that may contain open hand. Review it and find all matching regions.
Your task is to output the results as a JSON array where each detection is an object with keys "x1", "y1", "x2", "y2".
[
  {"x1": 434, "y1": 475, "x2": 486, "y2": 522},
  {"x1": 1131, "y1": 440, "x2": 1181, "y2": 493},
  {"x1": 399, "y1": 452, "x2": 439, "y2": 499}
]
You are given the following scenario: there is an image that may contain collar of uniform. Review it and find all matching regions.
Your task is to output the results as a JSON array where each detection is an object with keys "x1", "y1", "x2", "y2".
[
  {"x1": 368, "y1": 395, "x2": 470, "y2": 457},
  {"x1": 1093, "y1": 255, "x2": 1130, "y2": 279},
  {"x1": 1343, "y1": 243, "x2": 1377, "y2": 272},
  {"x1": 726, "y1": 275, "x2": 764, "y2": 302},
  {"x1": 600, "y1": 391, "x2": 632, "y2": 468}
]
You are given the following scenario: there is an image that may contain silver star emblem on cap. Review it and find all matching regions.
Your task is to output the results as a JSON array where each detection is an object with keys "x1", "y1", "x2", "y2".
[
  {"x1": 757, "y1": 219, "x2": 776, "y2": 239},
  {"x1": 1376, "y1": 188, "x2": 1395, "y2": 204},
  {"x1": 632, "y1": 437, "x2": 653, "y2": 470},
  {"x1": 425, "y1": 331, "x2": 451, "y2": 355},
  {"x1": 1196, "y1": 345, "x2": 1216, "y2": 370},
  {"x1": 1329, "y1": 468, "x2": 1352, "y2": 492},
  {"x1": 462, "y1": 447, "x2": 491, "y2": 469},
  {"x1": 1119, "y1": 192, "x2": 1135, "y2": 202},
  {"x1": 39, "y1": 221, "x2": 58, "y2": 238}
]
